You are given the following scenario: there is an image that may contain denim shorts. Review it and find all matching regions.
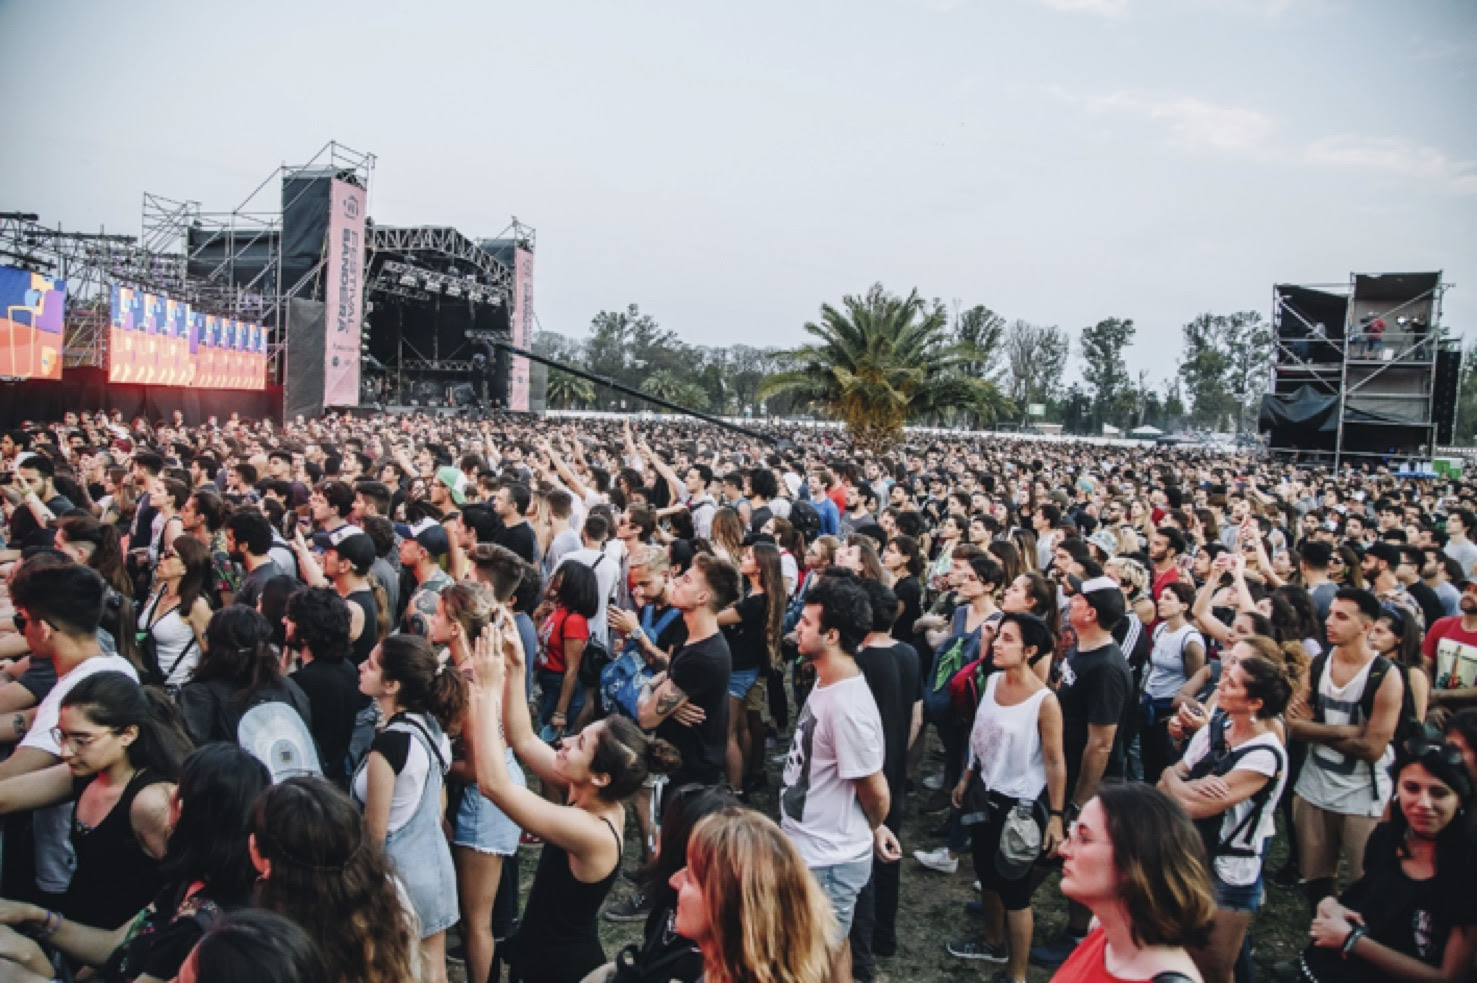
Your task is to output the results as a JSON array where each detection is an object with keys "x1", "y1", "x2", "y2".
[
  {"x1": 453, "y1": 750, "x2": 525, "y2": 856},
  {"x1": 812, "y1": 856, "x2": 873, "y2": 939},
  {"x1": 1213, "y1": 870, "x2": 1264, "y2": 913},
  {"x1": 536, "y1": 668, "x2": 586, "y2": 728},
  {"x1": 728, "y1": 667, "x2": 760, "y2": 701}
]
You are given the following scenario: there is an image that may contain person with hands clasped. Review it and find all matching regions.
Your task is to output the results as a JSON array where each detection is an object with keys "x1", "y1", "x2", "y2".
[
  {"x1": 945, "y1": 611, "x2": 1066, "y2": 983},
  {"x1": 467, "y1": 609, "x2": 681, "y2": 983}
]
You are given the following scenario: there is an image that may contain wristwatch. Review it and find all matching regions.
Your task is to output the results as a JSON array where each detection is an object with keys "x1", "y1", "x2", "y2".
[{"x1": 630, "y1": 627, "x2": 647, "y2": 643}]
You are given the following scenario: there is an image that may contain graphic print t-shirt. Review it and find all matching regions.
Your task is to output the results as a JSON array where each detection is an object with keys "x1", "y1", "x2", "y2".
[{"x1": 780, "y1": 673, "x2": 884, "y2": 867}]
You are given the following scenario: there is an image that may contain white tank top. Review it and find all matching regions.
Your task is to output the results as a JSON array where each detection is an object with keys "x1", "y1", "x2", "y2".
[
  {"x1": 967, "y1": 674, "x2": 1050, "y2": 801},
  {"x1": 1293, "y1": 655, "x2": 1393, "y2": 817}
]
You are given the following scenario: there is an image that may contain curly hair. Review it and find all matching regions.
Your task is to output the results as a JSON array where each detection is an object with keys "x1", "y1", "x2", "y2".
[{"x1": 252, "y1": 778, "x2": 417, "y2": 983}]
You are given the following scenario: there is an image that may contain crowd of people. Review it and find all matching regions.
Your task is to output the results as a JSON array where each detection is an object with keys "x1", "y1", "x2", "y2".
[{"x1": 0, "y1": 405, "x2": 1472, "y2": 983}]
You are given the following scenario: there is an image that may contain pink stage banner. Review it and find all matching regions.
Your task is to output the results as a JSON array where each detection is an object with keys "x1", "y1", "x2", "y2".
[
  {"x1": 509, "y1": 246, "x2": 534, "y2": 412},
  {"x1": 323, "y1": 178, "x2": 366, "y2": 407}
]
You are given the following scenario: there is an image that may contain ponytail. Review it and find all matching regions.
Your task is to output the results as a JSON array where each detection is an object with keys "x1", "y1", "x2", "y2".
[
  {"x1": 592, "y1": 716, "x2": 682, "y2": 801},
  {"x1": 62, "y1": 671, "x2": 194, "y2": 779},
  {"x1": 376, "y1": 634, "x2": 468, "y2": 732},
  {"x1": 370, "y1": 579, "x2": 391, "y2": 646}
]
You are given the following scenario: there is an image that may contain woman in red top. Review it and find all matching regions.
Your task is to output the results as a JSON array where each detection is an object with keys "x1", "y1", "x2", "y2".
[
  {"x1": 536, "y1": 560, "x2": 600, "y2": 741},
  {"x1": 1053, "y1": 783, "x2": 1214, "y2": 983}
]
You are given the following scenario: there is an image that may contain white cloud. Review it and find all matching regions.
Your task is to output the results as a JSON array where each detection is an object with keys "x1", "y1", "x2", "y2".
[
  {"x1": 1051, "y1": 87, "x2": 1275, "y2": 153},
  {"x1": 1038, "y1": 0, "x2": 1129, "y2": 16},
  {"x1": 1303, "y1": 135, "x2": 1477, "y2": 195}
]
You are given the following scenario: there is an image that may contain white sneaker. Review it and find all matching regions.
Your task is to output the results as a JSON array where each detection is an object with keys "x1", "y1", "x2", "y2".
[
  {"x1": 922, "y1": 773, "x2": 945, "y2": 791},
  {"x1": 914, "y1": 847, "x2": 959, "y2": 874},
  {"x1": 974, "y1": 879, "x2": 982, "y2": 892}
]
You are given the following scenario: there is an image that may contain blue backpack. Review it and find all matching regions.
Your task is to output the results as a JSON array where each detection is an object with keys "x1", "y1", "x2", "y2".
[{"x1": 600, "y1": 605, "x2": 683, "y2": 718}]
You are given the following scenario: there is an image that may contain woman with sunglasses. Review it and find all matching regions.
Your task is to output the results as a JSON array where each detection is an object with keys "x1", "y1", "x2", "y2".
[
  {"x1": 1298, "y1": 738, "x2": 1477, "y2": 982},
  {"x1": 138, "y1": 535, "x2": 213, "y2": 689}
]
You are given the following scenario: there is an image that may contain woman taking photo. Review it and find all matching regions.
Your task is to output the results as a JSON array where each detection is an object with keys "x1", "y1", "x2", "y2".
[
  {"x1": 670, "y1": 806, "x2": 833, "y2": 983},
  {"x1": 1053, "y1": 783, "x2": 1214, "y2": 983},
  {"x1": 468, "y1": 615, "x2": 680, "y2": 983},
  {"x1": 1297, "y1": 738, "x2": 1476, "y2": 981},
  {"x1": 536, "y1": 560, "x2": 600, "y2": 742},
  {"x1": 1159, "y1": 654, "x2": 1296, "y2": 983},
  {"x1": 946, "y1": 612, "x2": 1066, "y2": 983},
  {"x1": 0, "y1": 671, "x2": 189, "y2": 928},
  {"x1": 0, "y1": 744, "x2": 270, "y2": 983},
  {"x1": 718, "y1": 541, "x2": 785, "y2": 794},
  {"x1": 252, "y1": 777, "x2": 420, "y2": 983},
  {"x1": 353, "y1": 634, "x2": 467, "y2": 983},
  {"x1": 432, "y1": 582, "x2": 524, "y2": 983},
  {"x1": 138, "y1": 536, "x2": 213, "y2": 689}
]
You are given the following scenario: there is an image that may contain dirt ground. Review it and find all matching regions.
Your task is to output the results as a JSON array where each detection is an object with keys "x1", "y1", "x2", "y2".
[{"x1": 451, "y1": 723, "x2": 1316, "y2": 982}]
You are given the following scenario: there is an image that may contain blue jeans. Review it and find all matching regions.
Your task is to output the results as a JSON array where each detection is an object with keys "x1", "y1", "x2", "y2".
[
  {"x1": 535, "y1": 668, "x2": 586, "y2": 731},
  {"x1": 812, "y1": 856, "x2": 873, "y2": 939}
]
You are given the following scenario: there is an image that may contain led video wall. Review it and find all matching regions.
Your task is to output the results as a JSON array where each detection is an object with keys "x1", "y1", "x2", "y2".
[
  {"x1": 0, "y1": 265, "x2": 66, "y2": 381},
  {"x1": 109, "y1": 286, "x2": 267, "y2": 389}
]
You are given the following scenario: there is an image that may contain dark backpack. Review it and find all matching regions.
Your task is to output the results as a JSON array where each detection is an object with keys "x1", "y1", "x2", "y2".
[
  {"x1": 788, "y1": 499, "x2": 822, "y2": 543},
  {"x1": 1308, "y1": 652, "x2": 1417, "y2": 781},
  {"x1": 1185, "y1": 711, "x2": 1286, "y2": 864}
]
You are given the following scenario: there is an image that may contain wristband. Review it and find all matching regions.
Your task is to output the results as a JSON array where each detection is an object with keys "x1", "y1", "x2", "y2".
[
  {"x1": 1049, "y1": 809, "x2": 1064, "y2": 818},
  {"x1": 1341, "y1": 924, "x2": 1366, "y2": 959},
  {"x1": 630, "y1": 628, "x2": 647, "y2": 643}
]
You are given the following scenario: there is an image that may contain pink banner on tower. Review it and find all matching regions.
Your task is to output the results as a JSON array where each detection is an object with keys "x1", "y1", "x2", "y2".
[
  {"x1": 323, "y1": 178, "x2": 366, "y2": 407},
  {"x1": 508, "y1": 246, "x2": 534, "y2": 412}
]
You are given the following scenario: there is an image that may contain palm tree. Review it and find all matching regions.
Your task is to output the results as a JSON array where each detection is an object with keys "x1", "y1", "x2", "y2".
[
  {"x1": 546, "y1": 369, "x2": 596, "y2": 410},
  {"x1": 760, "y1": 284, "x2": 1013, "y2": 451},
  {"x1": 643, "y1": 368, "x2": 710, "y2": 411}
]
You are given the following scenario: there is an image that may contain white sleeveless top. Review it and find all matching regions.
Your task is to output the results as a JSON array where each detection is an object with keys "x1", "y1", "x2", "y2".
[
  {"x1": 142, "y1": 592, "x2": 200, "y2": 688},
  {"x1": 1293, "y1": 655, "x2": 1393, "y2": 817},
  {"x1": 967, "y1": 674, "x2": 1050, "y2": 801}
]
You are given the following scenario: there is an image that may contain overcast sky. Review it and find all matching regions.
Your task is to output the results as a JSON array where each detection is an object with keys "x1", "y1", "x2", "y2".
[{"x1": 3, "y1": 0, "x2": 1473, "y2": 386}]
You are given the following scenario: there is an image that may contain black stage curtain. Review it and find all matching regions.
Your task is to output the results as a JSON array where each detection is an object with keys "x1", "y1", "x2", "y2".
[{"x1": 0, "y1": 367, "x2": 281, "y2": 429}]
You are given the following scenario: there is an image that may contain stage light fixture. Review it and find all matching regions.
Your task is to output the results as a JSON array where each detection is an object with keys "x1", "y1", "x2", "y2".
[
  {"x1": 399, "y1": 273, "x2": 416, "y2": 286},
  {"x1": 446, "y1": 283, "x2": 462, "y2": 298}
]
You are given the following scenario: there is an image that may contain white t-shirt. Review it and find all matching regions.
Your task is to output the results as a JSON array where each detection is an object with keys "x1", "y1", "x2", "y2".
[
  {"x1": 780, "y1": 673, "x2": 884, "y2": 867},
  {"x1": 556, "y1": 548, "x2": 619, "y2": 647},
  {"x1": 1181, "y1": 724, "x2": 1286, "y2": 886},
  {"x1": 1143, "y1": 623, "x2": 1205, "y2": 700},
  {"x1": 21, "y1": 653, "x2": 139, "y2": 893},
  {"x1": 1294, "y1": 656, "x2": 1395, "y2": 817},
  {"x1": 352, "y1": 713, "x2": 451, "y2": 833}
]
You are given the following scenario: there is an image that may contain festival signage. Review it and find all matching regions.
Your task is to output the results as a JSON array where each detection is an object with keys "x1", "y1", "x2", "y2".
[
  {"x1": 509, "y1": 246, "x2": 534, "y2": 412},
  {"x1": 323, "y1": 177, "x2": 366, "y2": 407},
  {"x1": 0, "y1": 265, "x2": 66, "y2": 381},
  {"x1": 108, "y1": 287, "x2": 266, "y2": 390}
]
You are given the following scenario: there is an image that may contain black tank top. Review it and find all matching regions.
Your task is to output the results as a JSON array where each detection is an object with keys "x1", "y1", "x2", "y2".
[
  {"x1": 506, "y1": 817, "x2": 622, "y2": 983},
  {"x1": 63, "y1": 769, "x2": 169, "y2": 928},
  {"x1": 345, "y1": 588, "x2": 379, "y2": 666}
]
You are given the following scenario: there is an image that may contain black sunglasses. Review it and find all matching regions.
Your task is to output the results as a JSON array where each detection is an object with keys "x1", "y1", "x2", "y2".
[
  {"x1": 1401, "y1": 737, "x2": 1466, "y2": 773},
  {"x1": 12, "y1": 612, "x2": 52, "y2": 633}
]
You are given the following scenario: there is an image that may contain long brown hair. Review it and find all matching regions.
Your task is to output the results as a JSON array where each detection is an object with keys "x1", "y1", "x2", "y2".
[
  {"x1": 748, "y1": 542, "x2": 787, "y2": 669},
  {"x1": 252, "y1": 778, "x2": 417, "y2": 983},
  {"x1": 1095, "y1": 783, "x2": 1215, "y2": 949}
]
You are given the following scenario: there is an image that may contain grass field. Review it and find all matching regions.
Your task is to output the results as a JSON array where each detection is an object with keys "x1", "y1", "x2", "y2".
[{"x1": 450, "y1": 722, "x2": 1318, "y2": 983}]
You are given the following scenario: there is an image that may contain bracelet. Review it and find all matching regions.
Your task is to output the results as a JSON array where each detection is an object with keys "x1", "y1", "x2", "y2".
[
  {"x1": 36, "y1": 908, "x2": 61, "y2": 940},
  {"x1": 1341, "y1": 924, "x2": 1366, "y2": 960},
  {"x1": 1049, "y1": 809, "x2": 1065, "y2": 818}
]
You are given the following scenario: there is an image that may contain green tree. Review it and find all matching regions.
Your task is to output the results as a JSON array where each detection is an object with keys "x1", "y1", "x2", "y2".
[
  {"x1": 1079, "y1": 317, "x2": 1136, "y2": 431},
  {"x1": 1179, "y1": 311, "x2": 1271, "y2": 432},
  {"x1": 951, "y1": 303, "x2": 1007, "y2": 383},
  {"x1": 545, "y1": 369, "x2": 595, "y2": 409},
  {"x1": 643, "y1": 368, "x2": 710, "y2": 411},
  {"x1": 760, "y1": 284, "x2": 1012, "y2": 451},
  {"x1": 1003, "y1": 320, "x2": 1069, "y2": 421}
]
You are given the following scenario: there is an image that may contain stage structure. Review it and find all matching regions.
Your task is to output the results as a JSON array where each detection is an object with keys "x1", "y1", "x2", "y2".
[
  {"x1": 362, "y1": 219, "x2": 543, "y2": 413},
  {"x1": 1259, "y1": 271, "x2": 1462, "y2": 466}
]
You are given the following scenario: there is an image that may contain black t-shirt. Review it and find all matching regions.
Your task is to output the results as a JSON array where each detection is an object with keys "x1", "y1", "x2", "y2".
[
  {"x1": 748, "y1": 505, "x2": 773, "y2": 536},
  {"x1": 495, "y1": 520, "x2": 540, "y2": 565},
  {"x1": 290, "y1": 658, "x2": 360, "y2": 785},
  {"x1": 854, "y1": 641, "x2": 921, "y2": 809},
  {"x1": 724, "y1": 593, "x2": 770, "y2": 673},
  {"x1": 1057, "y1": 640, "x2": 1133, "y2": 787},
  {"x1": 893, "y1": 576, "x2": 923, "y2": 650},
  {"x1": 235, "y1": 559, "x2": 285, "y2": 609},
  {"x1": 657, "y1": 632, "x2": 731, "y2": 786},
  {"x1": 1301, "y1": 823, "x2": 1477, "y2": 983},
  {"x1": 345, "y1": 588, "x2": 379, "y2": 666},
  {"x1": 1406, "y1": 581, "x2": 1444, "y2": 635}
]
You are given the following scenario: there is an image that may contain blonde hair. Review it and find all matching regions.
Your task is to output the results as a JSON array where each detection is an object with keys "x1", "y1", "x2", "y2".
[
  {"x1": 687, "y1": 807, "x2": 833, "y2": 983},
  {"x1": 629, "y1": 544, "x2": 670, "y2": 576},
  {"x1": 1106, "y1": 556, "x2": 1150, "y2": 602},
  {"x1": 441, "y1": 580, "x2": 494, "y2": 640}
]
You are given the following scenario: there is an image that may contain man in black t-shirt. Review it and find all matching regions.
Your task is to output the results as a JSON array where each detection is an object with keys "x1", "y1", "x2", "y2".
[
  {"x1": 1033, "y1": 574, "x2": 1131, "y2": 969},
  {"x1": 491, "y1": 481, "x2": 539, "y2": 565},
  {"x1": 849, "y1": 576, "x2": 922, "y2": 980},
  {"x1": 637, "y1": 552, "x2": 740, "y2": 788},
  {"x1": 285, "y1": 587, "x2": 358, "y2": 786}
]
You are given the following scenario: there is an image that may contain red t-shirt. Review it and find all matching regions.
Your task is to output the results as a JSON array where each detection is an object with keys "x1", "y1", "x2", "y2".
[
  {"x1": 1422, "y1": 616, "x2": 1477, "y2": 692},
  {"x1": 1053, "y1": 927, "x2": 1187, "y2": 982},
  {"x1": 538, "y1": 608, "x2": 589, "y2": 675}
]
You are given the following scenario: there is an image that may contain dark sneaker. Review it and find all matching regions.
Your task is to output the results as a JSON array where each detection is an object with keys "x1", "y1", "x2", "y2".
[
  {"x1": 1029, "y1": 932, "x2": 1085, "y2": 968},
  {"x1": 964, "y1": 899, "x2": 984, "y2": 917},
  {"x1": 946, "y1": 938, "x2": 1008, "y2": 962},
  {"x1": 604, "y1": 891, "x2": 651, "y2": 922}
]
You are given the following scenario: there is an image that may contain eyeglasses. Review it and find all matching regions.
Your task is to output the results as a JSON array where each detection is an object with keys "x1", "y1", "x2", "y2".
[
  {"x1": 1402, "y1": 737, "x2": 1465, "y2": 773},
  {"x1": 50, "y1": 726, "x2": 120, "y2": 753}
]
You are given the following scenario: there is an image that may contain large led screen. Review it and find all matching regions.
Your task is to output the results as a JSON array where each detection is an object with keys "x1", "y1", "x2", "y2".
[{"x1": 0, "y1": 265, "x2": 66, "y2": 381}]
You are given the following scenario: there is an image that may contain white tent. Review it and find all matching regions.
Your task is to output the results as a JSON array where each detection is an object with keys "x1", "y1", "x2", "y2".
[{"x1": 1129, "y1": 425, "x2": 1164, "y2": 439}]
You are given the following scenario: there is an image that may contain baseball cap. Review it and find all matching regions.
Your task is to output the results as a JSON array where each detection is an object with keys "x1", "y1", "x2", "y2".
[
  {"x1": 1364, "y1": 541, "x2": 1401, "y2": 568},
  {"x1": 1066, "y1": 574, "x2": 1126, "y2": 631},
  {"x1": 413, "y1": 523, "x2": 450, "y2": 558},
  {"x1": 1087, "y1": 530, "x2": 1118, "y2": 559},
  {"x1": 435, "y1": 466, "x2": 467, "y2": 506},
  {"x1": 330, "y1": 531, "x2": 377, "y2": 573}
]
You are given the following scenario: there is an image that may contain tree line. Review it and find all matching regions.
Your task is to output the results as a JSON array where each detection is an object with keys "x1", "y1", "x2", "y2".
[{"x1": 535, "y1": 287, "x2": 1282, "y2": 439}]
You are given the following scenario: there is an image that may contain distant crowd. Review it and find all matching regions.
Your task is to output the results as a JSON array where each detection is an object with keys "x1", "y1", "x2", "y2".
[{"x1": 0, "y1": 406, "x2": 1471, "y2": 983}]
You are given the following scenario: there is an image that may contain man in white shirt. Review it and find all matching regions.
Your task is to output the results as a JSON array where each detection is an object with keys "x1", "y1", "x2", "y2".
[
  {"x1": 0, "y1": 563, "x2": 139, "y2": 902},
  {"x1": 781, "y1": 571, "x2": 901, "y2": 982},
  {"x1": 555, "y1": 513, "x2": 620, "y2": 647}
]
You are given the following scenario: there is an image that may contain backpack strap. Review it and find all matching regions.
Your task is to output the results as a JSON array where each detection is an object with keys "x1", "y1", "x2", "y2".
[
  {"x1": 1199, "y1": 738, "x2": 1286, "y2": 860},
  {"x1": 1308, "y1": 652, "x2": 1329, "y2": 723},
  {"x1": 392, "y1": 713, "x2": 449, "y2": 775}
]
